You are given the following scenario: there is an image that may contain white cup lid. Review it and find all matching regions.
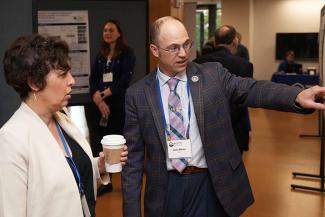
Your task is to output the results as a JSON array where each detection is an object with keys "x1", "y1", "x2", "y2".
[{"x1": 101, "y1": 134, "x2": 126, "y2": 146}]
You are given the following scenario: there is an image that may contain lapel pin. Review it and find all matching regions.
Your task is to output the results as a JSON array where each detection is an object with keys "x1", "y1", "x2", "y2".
[{"x1": 191, "y1": 76, "x2": 199, "y2": 82}]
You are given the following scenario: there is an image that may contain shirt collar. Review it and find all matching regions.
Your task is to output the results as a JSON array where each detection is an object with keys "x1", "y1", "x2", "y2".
[{"x1": 157, "y1": 65, "x2": 187, "y2": 87}]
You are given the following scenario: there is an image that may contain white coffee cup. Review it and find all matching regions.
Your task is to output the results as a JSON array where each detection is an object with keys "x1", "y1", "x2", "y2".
[{"x1": 101, "y1": 135, "x2": 126, "y2": 173}]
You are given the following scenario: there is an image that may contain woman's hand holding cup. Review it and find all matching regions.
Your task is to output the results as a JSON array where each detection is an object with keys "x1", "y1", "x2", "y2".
[
  {"x1": 97, "y1": 144, "x2": 127, "y2": 175},
  {"x1": 98, "y1": 152, "x2": 107, "y2": 174},
  {"x1": 120, "y1": 145, "x2": 128, "y2": 166},
  {"x1": 101, "y1": 135, "x2": 126, "y2": 173}
]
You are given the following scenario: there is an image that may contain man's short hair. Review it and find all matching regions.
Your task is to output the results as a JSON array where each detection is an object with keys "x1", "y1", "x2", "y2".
[{"x1": 214, "y1": 25, "x2": 237, "y2": 45}]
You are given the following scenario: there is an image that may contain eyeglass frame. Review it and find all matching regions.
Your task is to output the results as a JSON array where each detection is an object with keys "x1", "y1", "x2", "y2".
[{"x1": 153, "y1": 39, "x2": 193, "y2": 55}]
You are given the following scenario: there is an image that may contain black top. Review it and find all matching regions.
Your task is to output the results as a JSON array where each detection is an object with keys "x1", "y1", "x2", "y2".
[
  {"x1": 63, "y1": 130, "x2": 96, "y2": 217},
  {"x1": 236, "y1": 44, "x2": 250, "y2": 61},
  {"x1": 88, "y1": 47, "x2": 136, "y2": 135},
  {"x1": 89, "y1": 47, "x2": 136, "y2": 107},
  {"x1": 277, "y1": 60, "x2": 302, "y2": 73},
  {"x1": 194, "y1": 46, "x2": 253, "y2": 78}
]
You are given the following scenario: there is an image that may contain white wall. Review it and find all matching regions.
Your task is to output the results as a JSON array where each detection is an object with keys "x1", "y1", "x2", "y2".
[
  {"x1": 222, "y1": 0, "x2": 251, "y2": 48},
  {"x1": 183, "y1": 2, "x2": 198, "y2": 61},
  {"x1": 222, "y1": 0, "x2": 325, "y2": 80}
]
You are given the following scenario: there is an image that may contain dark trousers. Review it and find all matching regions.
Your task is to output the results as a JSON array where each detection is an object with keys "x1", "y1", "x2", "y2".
[{"x1": 163, "y1": 171, "x2": 229, "y2": 217}]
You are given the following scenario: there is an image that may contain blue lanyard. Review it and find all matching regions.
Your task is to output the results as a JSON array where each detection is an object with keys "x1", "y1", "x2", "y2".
[
  {"x1": 156, "y1": 78, "x2": 191, "y2": 139},
  {"x1": 56, "y1": 122, "x2": 84, "y2": 195}
]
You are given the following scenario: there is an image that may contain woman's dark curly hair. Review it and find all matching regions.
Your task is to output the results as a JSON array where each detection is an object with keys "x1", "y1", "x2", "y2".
[
  {"x1": 99, "y1": 19, "x2": 128, "y2": 59},
  {"x1": 3, "y1": 34, "x2": 71, "y2": 99}
]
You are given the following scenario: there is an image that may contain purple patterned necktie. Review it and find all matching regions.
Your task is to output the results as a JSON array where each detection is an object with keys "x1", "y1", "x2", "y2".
[{"x1": 167, "y1": 77, "x2": 188, "y2": 172}]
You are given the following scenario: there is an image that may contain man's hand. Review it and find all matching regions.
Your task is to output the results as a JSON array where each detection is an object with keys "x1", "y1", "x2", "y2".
[{"x1": 296, "y1": 85, "x2": 325, "y2": 110}]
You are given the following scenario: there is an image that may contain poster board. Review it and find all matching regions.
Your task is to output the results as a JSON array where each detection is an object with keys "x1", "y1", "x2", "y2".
[
  {"x1": 34, "y1": 0, "x2": 148, "y2": 105},
  {"x1": 38, "y1": 10, "x2": 91, "y2": 95}
]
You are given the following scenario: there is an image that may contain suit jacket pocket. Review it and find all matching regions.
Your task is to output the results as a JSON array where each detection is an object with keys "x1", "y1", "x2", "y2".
[{"x1": 229, "y1": 155, "x2": 242, "y2": 170}]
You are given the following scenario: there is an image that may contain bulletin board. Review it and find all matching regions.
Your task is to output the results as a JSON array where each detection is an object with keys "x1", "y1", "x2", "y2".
[{"x1": 33, "y1": 0, "x2": 149, "y2": 105}]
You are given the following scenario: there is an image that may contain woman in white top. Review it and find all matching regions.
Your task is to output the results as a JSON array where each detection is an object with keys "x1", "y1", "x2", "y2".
[{"x1": 0, "y1": 34, "x2": 128, "y2": 217}]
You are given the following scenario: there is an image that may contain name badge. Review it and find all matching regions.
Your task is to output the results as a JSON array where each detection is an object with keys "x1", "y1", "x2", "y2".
[
  {"x1": 103, "y1": 72, "x2": 113, "y2": 83},
  {"x1": 167, "y1": 139, "x2": 192, "y2": 159}
]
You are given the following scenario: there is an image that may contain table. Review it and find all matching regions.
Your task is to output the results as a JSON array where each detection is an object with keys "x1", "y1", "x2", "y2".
[{"x1": 271, "y1": 72, "x2": 320, "y2": 86}]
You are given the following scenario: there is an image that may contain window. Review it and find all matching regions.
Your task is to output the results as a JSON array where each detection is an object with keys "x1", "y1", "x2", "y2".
[{"x1": 195, "y1": 3, "x2": 222, "y2": 52}]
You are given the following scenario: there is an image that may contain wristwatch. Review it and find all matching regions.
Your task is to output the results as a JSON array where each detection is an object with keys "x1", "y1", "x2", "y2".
[{"x1": 100, "y1": 91, "x2": 105, "y2": 98}]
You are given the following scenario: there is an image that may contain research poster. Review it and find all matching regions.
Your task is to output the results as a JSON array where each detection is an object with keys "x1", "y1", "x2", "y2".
[{"x1": 38, "y1": 10, "x2": 90, "y2": 94}]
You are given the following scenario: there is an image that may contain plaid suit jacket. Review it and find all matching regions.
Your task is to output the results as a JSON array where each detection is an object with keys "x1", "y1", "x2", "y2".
[{"x1": 122, "y1": 62, "x2": 306, "y2": 217}]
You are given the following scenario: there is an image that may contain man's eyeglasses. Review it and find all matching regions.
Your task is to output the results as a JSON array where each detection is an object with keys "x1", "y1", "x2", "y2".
[{"x1": 155, "y1": 40, "x2": 193, "y2": 55}]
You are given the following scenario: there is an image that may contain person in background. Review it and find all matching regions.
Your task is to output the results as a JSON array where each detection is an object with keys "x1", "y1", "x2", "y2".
[
  {"x1": 0, "y1": 34, "x2": 128, "y2": 217},
  {"x1": 194, "y1": 25, "x2": 253, "y2": 154},
  {"x1": 85, "y1": 19, "x2": 135, "y2": 195},
  {"x1": 235, "y1": 32, "x2": 250, "y2": 61},
  {"x1": 121, "y1": 16, "x2": 325, "y2": 217},
  {"x1": 201, "y1": 36, "x2": 216, "y2": 56},
  {"x1": 277, "y1": 50, "x2": 298, "y2": 72},
  {"x1": 234, "y1": 31, "x2": 252, "y2": 140}
]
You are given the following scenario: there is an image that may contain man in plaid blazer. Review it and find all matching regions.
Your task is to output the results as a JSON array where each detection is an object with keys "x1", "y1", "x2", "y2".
[{"x1": 122, "y1": 16, "x2": 325, "y2": 217}]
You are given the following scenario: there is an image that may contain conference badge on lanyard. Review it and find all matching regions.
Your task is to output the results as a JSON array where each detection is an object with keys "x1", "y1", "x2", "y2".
[
  {"x1": 167, "y1": 139, "x2": 192, "y2": 159},
  {"x1": 103, "y1": 72, "x2": 113, "y2": 83}
]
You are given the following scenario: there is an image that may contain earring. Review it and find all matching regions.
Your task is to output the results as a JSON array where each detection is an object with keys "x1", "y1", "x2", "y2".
[{"x1": 33, "y1": 92, "x2": 37, "y2": 102}]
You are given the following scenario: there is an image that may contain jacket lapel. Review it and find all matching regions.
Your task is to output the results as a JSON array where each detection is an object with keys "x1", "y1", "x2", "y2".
[
  {"x1": 144, "y1": 71, "x2": 167, "y2": 153},
  {"x1": 187, "y1": 63, "x2": 205, "y2": 143},
  {"x1": 54, "y1": 110, "x2": 99, "y2": 197},
  {"x1": 55, "y1": 111, "x2": 93, "y2": 158}
]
